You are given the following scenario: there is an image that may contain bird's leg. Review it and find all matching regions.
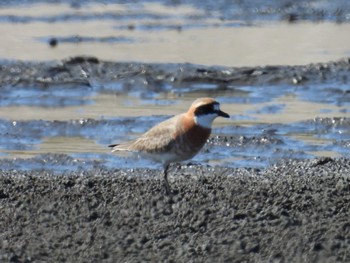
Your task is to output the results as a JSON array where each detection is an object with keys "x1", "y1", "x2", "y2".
[{"x1": 163, "y1": 164, "x2": 171, "y2": 195}]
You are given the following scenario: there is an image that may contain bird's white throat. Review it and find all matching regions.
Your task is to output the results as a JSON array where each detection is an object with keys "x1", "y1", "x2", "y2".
[{"x1": 194, "y1": 113, "x2": 217, "y2": 129}]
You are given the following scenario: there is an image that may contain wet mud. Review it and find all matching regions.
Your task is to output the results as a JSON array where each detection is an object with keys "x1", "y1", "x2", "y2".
[
  {"x1": 2, "y1": 56, "x2": 350, "y2": 88},
  {"x1": 1, "y1": 0, "x2": 350, "y2": 23},
  {"x1": 1, "y1": 57, "x2": 349, "y2": 170},
  {"x1": 1, "y1": 1, "x2": 350, "y2": 260},
  {"x1": 1, "y1": 158, "x2": 350, "y2": 262},
  {"x1": 0, "y1": 56, "x2": 349, "y2": 262}
]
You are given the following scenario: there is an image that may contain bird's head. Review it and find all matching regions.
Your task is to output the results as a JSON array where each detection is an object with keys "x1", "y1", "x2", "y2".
[{"x1": 188, "y1": 98, "x2": 230, "y2": 129}]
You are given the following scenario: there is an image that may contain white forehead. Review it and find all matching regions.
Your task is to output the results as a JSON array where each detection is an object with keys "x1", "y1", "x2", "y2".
[{"x1": 213, "y1": 103, "x2": 220, "y2": 111}]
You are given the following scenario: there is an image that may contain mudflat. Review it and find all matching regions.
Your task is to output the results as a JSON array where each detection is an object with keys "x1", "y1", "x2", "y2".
[
  {"x1": 1, "y1": 158, "x2": 349, "y2": 262},
  {"x1": 1, "y1": 0, "x2": 350, "y2": 262},
  {"x1": 0, "y1": 56, "x2": 350, "y2": 262}
]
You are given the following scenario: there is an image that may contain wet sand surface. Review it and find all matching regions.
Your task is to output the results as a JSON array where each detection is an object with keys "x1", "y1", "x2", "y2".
[
  {"x1": 1, "y1": 158, "x2": 350, "y2": 262},
  {"x1": 0, "y1": 57, "x2": 349, "y2": 169},
  {"x1": 1, "y1": 0, "x2": 350, "y2": 262},
  {"x1": 1, "y1": 1, "x2": 350, "y2": 66},
  {"x1": 0, "y1": 58, "x2": 349, "y2": 263}
]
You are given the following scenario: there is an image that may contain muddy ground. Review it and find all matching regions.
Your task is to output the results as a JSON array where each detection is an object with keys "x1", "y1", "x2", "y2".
[
  {"x1": 1, "y1": 0, "x2": 350, "y2": 261},
  {"x1": 2, "y1": 56, "x2": 350, "y2": 88},
  {"x1": 0, "y1": 158, "x2": 349, "y2": 263},
  {"x1": 0, "y1": 57, "x2": 350, "y2": 262},
  {"x1": 2, "y1": 0, "x2": 350, "y2": 23}
]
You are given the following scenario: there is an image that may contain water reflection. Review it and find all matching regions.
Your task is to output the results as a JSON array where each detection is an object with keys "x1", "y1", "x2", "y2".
[
  {"x1": 0, "y1": 81, "x2": 349, "y2": 170},
  {"x1": 0, "y1": 2, "x2": 349, "y2": 171},
  {"x1": 1, "y1": 3, "x2": 350, "y2": 66}
]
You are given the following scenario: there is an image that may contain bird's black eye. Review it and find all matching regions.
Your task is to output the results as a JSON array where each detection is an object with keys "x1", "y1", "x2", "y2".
[{"x1": 195, "y1": 103, "x2": 217, "y2": 115}]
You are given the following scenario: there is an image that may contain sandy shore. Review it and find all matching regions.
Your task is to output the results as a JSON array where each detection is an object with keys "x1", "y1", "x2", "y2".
[
  {"x1": 1, "y1": 158, "x2": 349, "y2": 262},
  {"x1": 1, "y1": 0, "x2": 350, "y2": 261}
]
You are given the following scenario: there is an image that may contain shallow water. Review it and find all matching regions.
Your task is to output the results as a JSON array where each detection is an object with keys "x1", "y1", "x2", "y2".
[
  {"x1": 0, "y1": 80, "x2": 349, "y2": 171},
  {"x1": 0, "y1": 1, "x2": 349, "y2": 172},
  {"x1": 1, "y1": 2, "x2": 350, "y2": 66}
]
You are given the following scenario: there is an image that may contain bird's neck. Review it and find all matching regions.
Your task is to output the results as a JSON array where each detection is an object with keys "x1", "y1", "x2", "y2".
[
  {"x1": 194, "y1": 114, "x2": 216, "y2": 129},
  {"x1": 179, "y1": 114, "x2": 211, "y2": 149}
]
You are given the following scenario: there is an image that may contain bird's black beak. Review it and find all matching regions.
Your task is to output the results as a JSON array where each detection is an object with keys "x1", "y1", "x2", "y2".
[{"x1": 217, "y1": 110, "x2": 230, "y2": 118}]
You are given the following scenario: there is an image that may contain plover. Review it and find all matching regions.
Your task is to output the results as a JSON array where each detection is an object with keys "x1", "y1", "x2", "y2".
[{"x1": 109, "y1": 97, "x2": 230, "y2": 194}]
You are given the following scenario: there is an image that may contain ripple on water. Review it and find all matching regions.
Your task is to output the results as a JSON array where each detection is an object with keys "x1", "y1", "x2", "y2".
[
  {"x1": 1, "y1": 116, "x2": 348, "y2": 172},
  {"x1": 0, "y1": 84, "x2": 95, "y2": 107}
]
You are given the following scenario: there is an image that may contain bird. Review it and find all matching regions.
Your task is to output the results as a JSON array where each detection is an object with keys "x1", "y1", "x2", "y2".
[{"x1": 109, "y1": 97, "x2": 230, "y2": 194}]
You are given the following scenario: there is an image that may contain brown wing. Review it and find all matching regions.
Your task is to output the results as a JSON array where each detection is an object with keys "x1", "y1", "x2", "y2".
[{"x1": 111, "y1": 115, "x2": 181, "y2": 154}]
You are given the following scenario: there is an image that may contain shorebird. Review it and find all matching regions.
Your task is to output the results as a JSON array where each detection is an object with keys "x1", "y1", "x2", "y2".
[{"x1": 109, "y1": 97, "x2": 230, "y2": 194}]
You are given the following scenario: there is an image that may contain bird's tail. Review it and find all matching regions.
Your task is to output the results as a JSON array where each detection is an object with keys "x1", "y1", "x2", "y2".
[
  {"x1": 109, "y1": 143, "x2": 133, "y2": 152},
  {"x1": 109, "y1": 144, "x2": 119, "y2": 152}
]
